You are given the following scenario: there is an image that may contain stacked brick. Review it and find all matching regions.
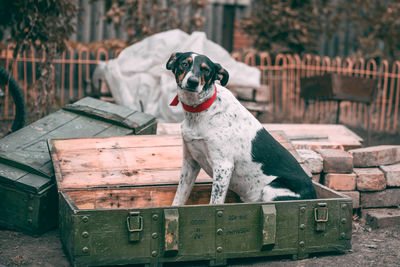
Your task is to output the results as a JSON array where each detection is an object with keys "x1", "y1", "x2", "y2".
[
  {"x1": 297, "y1": 145, "x2": 400, "y2": 228},
  {"x1": 349, "y1": 146, "x2": 400, "y2": 209},
  {"x1": 315, "y1": 148, "x2": 360, "y2": 209}
]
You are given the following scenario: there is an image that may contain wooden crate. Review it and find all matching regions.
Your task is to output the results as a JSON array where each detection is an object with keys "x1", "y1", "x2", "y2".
[
  {"x1": 49, "y1": 134, "x2": 352, "y2": 267},
  {"x1": 0, "y1": 97, "x2": 156, "y2": 235}
]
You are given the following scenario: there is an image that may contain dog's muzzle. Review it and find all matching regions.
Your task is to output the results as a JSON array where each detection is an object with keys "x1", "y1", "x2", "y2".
[{"x1": 185, "y1": 76, "x2": 199, "y2": 91}]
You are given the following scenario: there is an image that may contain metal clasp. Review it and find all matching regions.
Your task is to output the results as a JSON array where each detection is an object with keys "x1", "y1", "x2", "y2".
[
  {"x1": 127, "y1": 212, "x2": 143, "y2": 232},
  {"x1": 314, "y1": 203, "x2": 328, "y2": 232},
  {"x1": 314, "y1": 204, "x2": 328, "y2": 222},
  {"x1": 127, "y1": 212, "x2": 143, "y2": 242}
]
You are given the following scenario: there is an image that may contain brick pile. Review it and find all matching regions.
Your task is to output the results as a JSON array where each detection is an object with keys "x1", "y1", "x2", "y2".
[{"x1": 297, "y1": 145, "x2": 400, "y2": 229}]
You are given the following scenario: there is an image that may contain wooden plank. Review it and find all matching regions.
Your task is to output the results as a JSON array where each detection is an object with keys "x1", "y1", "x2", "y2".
[
  {"x1": 16, "y1": 173, "x2": 53, "y2": 192},
  {"x1": 67, "y1": 185, "x2": 241, "y2": 210},
  {"x1": 55, "y1": 146, "x2": 183, "y2": 172},
  {"x1": 50, "y1": 134, "x2": 301, "y2": 190},
  {"x1": 93, "y1": 125, "x2": 134, "y2": 137},
  {"x1": 51, "y1": 135, "x2": 182, "y2": 151},
  {"x1": 46, "y1": 115, "x2": 112, "y2": 139},
  {"x1": 0, "y1": 110, "x2": 77, "y2": 152},
  {"x1": 156, "y1": 123, "x2": 363, "y2": 150},
  {"x1": 125, "y1": 112, "x2": 156, "y2": 134},
  {"x1": 0, "y1": 150, "x2": 52, "y2": 178},
  {"x1": 65, "y1": 97, "x2": 156, "y2": 132},
  {"x1": 92, "y1": 0, "x2": 104, "y2": 41},
  {"x1": 51, "y1": 136, "x2": 191, "y2": 189},
  {"x1": 0, "y1": 161, "x2": 52, "y2": 192},
  {"x1": 58, "y1": 169, "x2": 211, "y2": 190},
  {"x1": 0, "y1": 163, "x2": 28, "y2": 182},
  {"x1": 264, "y1": 123, "x2": 362, "y2": 150},
  {"x1": 81, "y1": 0, "x2": 91, "y2": 43}
]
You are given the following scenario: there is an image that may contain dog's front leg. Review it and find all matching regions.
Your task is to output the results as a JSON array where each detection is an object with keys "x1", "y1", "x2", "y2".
[
  {"x1": 172, "y1": 145, "x2": 200, "y2": 206},
  {"x1": 210, "y1": 162, "x2": 234, "y2": 204}
]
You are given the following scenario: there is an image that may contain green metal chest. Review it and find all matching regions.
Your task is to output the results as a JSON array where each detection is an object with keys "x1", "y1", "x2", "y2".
[
  {"x1": 49, "y1": 134, "x2": 352, "y2": 267},
  {"x1": 0, "y1": 97, "x2": 156, "y2": 235}
]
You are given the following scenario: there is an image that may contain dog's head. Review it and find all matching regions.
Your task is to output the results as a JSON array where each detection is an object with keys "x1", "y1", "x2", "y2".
[{"x1": 166, "y1": 52, "x2": 229, "y2": 93}]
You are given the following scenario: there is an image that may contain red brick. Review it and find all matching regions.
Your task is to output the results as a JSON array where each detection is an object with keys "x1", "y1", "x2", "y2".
[
  {"x1": 349, "y1": 145, "x2": 400, "y2": 167},
  {"x1": 354, "y1": 168, "x2": 386, "y2": 192},
  {"x1": 379, "y1": 163, "x2": 400, "y2": 187},
  {"x1": 365, "y1": 208, "x2": 400, "y2": 229},
  {"x1": 324, "y1": 173, "x2": 356, "y2": 191},
  {"x1": 360, "y1": 188, "x2": 400, "y2": 208},
  {"x1": 315, "y1": 149, "x2": 353, "y2": 173},
  {"x1": 340, "y1": 191, "x2": 360, "y2": 209}
]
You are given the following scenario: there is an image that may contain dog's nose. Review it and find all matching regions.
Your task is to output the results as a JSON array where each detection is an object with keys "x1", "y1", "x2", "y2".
[{"x1": 187, "y1": 76, "x2": 199, "y2": 88}]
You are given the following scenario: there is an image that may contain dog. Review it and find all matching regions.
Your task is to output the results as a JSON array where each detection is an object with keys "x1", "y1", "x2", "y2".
[{"x1": 166, "y1": 52, "x2": 317, "y2": 205}]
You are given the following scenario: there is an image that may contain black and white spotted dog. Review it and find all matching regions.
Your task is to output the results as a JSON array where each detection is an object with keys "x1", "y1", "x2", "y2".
[{"x1": 166, "y1": 52, "x2": 317, "y2": 205}]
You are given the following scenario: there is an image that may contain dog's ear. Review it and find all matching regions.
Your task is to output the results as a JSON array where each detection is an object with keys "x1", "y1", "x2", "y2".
[
  {"x1": 214, "y1": 63, "x2": 229, "y2": 86},
  {"x1": 166, "y1": 52, "x2": 181, "y2": 71}
]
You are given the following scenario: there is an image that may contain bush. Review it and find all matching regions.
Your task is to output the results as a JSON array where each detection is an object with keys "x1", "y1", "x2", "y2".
[
  {"x1": 0, "y1": 0, "x2": 78, "y2": 120},
  {"x1": 242, "y1": 0, "x2": 400, "y2": 61},
  {"x1": 103, "y1": 0, "x2": 207, "y2": 44},
  {"x1": 241, "y1": 0, "x2": 328, "y2": 55}
]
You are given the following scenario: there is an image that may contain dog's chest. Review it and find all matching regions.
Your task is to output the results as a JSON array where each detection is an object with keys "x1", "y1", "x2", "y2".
[{"x1": 181, "y1": 126, "x2": 213, "y2": 174}]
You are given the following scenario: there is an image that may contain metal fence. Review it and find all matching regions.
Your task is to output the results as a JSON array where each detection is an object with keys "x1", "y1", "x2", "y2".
[
  {"x1": 232, "y1": 52, "x2": 400, "y2": 134},
  {"x1": 1, "y1": 44, "x2": 399, "y2": 134},
  {"x1": 0, "y1": 44, "x2": 122, "y2": 121}
]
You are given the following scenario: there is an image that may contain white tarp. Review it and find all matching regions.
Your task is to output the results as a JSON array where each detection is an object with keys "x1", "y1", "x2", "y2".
[{"x1": 94, "y1": 29, "x2": 260, "y2": 122}]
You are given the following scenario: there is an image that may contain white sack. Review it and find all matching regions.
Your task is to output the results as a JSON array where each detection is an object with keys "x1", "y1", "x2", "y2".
[{"x1": 96, "y1": 29, "x2": 260, "y2": 122}]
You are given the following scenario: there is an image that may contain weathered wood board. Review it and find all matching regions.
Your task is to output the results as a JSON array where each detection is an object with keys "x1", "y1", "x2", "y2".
[
  {"x1": 0, "y1": 97, "x2": 157, "y2": 235},
  {"x1": 50, "y1": 132, "x2": 301, "y2": 191},
  {"x1": 49, "y1": 134, "x2": 352, "y2": 267},
  {"x1": 157, "y1": 123, "x2": 363, "y2": 150}
]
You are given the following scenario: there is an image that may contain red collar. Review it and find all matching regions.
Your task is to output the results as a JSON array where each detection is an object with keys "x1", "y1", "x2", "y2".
[{"x1": 170, "y1": 86, "x2": 217, "y2": 113}]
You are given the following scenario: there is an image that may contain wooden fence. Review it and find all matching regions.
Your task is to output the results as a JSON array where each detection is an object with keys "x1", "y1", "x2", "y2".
[
  {"x1": 1, "y1": 45, "x2": 399, "y2": 134},
  {"x1": 70, "y1": 0, "x2": 358, "y2": 57}
]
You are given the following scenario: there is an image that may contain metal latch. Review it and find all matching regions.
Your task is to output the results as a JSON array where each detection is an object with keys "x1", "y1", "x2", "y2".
[
  {"x1": 164, "y1": 209, "x2": 179, "y2": 256},
  {"x1": 127, "y1": 211, "x2": 143, "y2": 242},
  {"x1": 261, "y1": 204, "x2": 276, "y2": 249},
  {"x1": 314, "y1": 203, "x2": 328, "y2": 232}
]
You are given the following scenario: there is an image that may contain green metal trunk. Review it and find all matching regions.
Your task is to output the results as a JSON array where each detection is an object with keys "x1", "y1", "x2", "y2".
[
  {"x1": 57, "y1": 186, "x2": 352, "y2": 267},
  {"x1": 0, "y1": 97, "x2": 156, "y2": 235},
  {"x1": 49, "y1": 135, "x2": 352, "y2": 267}
]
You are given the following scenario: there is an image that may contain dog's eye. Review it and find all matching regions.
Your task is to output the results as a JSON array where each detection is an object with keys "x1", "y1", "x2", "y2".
[
  {"x1": 201, "y1": 66, "x2": 210, "y2": 74},
  {"x1": 181, "y1": 62, "x2": 188, "y2": 68}
]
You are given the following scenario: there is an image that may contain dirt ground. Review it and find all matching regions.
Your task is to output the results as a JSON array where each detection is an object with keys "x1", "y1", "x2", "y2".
[{"x1": 1, "y1": 120, "x2": 400, "y2": 267}]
